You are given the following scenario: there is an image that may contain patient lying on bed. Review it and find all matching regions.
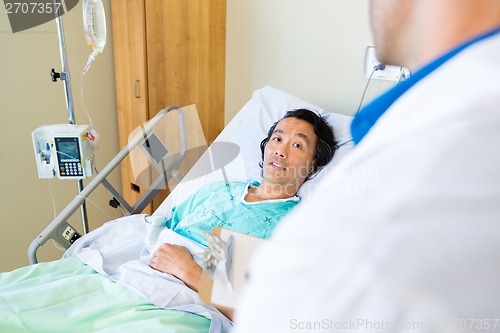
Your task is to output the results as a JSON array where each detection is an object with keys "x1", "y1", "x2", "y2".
[
  {"x1": 149, "y1": 108, "x2": 337, "y2": 292},
  {"x1": 0, "y1": 107, "x2": 338, "y2": 333}
]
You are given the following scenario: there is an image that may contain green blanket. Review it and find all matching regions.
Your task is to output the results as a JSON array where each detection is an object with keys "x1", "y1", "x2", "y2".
[{"x1": 0, "y1": 257, "x2": 210, "y2": 333}]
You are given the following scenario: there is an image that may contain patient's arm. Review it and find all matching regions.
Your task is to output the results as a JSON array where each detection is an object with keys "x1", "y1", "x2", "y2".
[
  {"x1": 150, "y1": 243, "x2": 234, "y2": 320},
  {"x1": 150, "y1": 243, "x2": 202, "y2": 292}
]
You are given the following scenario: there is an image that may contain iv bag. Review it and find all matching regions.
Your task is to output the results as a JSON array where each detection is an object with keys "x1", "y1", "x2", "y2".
[{"x1": 82, "y1": 0, "x2": 106, "y2": 74}]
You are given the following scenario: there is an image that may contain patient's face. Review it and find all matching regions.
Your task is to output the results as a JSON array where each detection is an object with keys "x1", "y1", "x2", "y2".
[{"x1": 262, "y1": 117, "x2": 317, "y2": 191}]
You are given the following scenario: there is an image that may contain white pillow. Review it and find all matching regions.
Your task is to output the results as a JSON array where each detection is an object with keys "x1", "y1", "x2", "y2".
[{"x1": 216, "y1": 86, "x2": 354, "y2": 197}]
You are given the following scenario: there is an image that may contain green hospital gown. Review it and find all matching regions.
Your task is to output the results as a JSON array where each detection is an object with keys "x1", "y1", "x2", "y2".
[{"x1": 167, "y1": 181, "x2": 300, "y2": 246}]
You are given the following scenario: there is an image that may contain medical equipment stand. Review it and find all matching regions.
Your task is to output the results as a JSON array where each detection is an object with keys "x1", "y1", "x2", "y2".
[
  {"x1": 50, "y1": 4, "x2": 89, "y2": 234},
  {"x1": 29, "y1": 106, "x2": 187, "y2": 264}
]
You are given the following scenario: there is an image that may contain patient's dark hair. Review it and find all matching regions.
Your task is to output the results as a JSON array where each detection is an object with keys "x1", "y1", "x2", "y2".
[{"x1": 259, "y1": 108, "x2": 337, "y2": 179}]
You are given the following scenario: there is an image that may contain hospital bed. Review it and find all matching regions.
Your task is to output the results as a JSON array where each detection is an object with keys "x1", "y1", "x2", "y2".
[{"x1": 0, "y1": 86, "x2": 354, "y2": 333}]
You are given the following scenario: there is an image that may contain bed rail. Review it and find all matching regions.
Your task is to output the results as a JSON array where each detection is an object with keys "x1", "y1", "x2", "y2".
[{"x1": 28, "y1": 106, "x2": 186, "y2": 264}]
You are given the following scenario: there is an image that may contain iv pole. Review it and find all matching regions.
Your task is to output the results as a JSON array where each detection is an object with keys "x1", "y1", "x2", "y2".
[{"x1": 50, "y1": 2, "x2": 89, "y2": 234}]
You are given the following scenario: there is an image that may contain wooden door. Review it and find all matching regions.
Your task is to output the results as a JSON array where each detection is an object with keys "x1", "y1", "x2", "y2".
[
  {"x1": 110, "y1": 0, "x2": 153, "y2": 213},
  {"x1": 111, "y1": 0, "x2": 226, "y2": 214},
  {"x1": 145, "y1": 0, "x2": 226, "y2": 144}
]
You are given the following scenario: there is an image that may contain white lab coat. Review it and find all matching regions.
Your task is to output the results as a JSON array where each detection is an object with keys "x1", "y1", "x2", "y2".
[{"x1": 233, "y1": 34, "x2": 500, "y2": 332}]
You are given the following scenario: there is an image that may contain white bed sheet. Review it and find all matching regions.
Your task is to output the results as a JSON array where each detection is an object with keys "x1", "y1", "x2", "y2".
[{"x1": 64, "y1": 86, "x2": 354, "y2": 333}]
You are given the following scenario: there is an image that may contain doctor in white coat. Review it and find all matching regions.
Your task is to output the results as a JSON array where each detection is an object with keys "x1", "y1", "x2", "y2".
[{"x1": 233, "y1": 0, "x2": 500, "y2": 332}]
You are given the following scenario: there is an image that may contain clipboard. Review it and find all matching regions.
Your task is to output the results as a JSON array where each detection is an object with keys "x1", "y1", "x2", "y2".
[{"x1": 198, "y1": 227, "x2": 266, "y2": 318}]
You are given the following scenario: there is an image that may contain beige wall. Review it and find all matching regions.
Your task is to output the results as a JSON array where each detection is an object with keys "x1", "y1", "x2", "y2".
[
  {"x1": 0, "y1": 1, "x2": 121, "y2": 271},
  {"x1": 225, "y1": 0, "x2": 393, "y2": 122}
]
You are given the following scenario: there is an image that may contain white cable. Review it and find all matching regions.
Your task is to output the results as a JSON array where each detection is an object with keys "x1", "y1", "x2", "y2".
[
  {"x1": 47, "y1": 179, "x2": 57, "y2": 219},
  {"x1": 80, "y1": 72, "x2": 99, "y2": 172},
  {"x1": 80, "y1": 73, "x2": 95, "y2": 129},
  {"x1": 118, "y1": 203, "x2": 127, "y2": 215},
  {"x1": 48, "y1": 180, "x2": 66, "y2": 251},
  {"x1": 51, "y1": 239, "x2": 67, "y2": 251},
  {"x1": 87, "y1": 197, "x2": 113, "y2": 221},
  {"x1": 355, "y1": 68, "x2": 376, "y2": 117}
]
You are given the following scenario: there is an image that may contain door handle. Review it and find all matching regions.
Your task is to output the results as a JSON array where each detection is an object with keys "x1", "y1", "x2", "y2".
[{"x1": 134, "y1": 80, "x2": 140, "y2": 98}]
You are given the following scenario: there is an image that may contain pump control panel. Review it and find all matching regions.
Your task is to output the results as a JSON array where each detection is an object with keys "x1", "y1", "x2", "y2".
[{"x1": 32, "y1": 124, "x2": 95, "y2": 180}]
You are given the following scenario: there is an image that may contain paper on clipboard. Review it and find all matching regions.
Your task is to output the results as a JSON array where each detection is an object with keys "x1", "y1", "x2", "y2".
[{"x1": 199, "y1": 228, "x2": 266, "y2": 310}]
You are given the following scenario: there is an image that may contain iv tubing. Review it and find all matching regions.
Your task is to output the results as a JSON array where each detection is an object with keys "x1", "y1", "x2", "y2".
[{"x1": 82, "y1": 49, "x2": 99, "y2": 75}]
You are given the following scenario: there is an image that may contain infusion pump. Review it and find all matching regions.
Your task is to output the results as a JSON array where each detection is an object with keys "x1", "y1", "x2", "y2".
[{"x1": 32, "y1": 124, "x2": 95, "y2": 179}]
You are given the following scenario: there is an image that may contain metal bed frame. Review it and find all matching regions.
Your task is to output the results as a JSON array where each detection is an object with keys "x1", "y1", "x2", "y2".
[{"x1": 28, "y1": 106, "x2": 187, "y2": 264}]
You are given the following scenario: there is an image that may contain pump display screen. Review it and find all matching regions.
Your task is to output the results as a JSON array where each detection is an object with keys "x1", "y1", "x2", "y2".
[{"x1": 55, "y1": 137, "x2": 83, "y2": 177}]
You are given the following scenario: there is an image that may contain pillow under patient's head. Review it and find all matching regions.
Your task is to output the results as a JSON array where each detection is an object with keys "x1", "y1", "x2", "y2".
[
  {"x1": 216, "y1": 86, "x2": 354, "y2": 198},
  {"x1": 154, "y1": 86, "x2": 354, "y2": 216}
]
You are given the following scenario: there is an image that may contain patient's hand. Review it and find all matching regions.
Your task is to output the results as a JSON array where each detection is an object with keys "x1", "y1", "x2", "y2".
[{"x1": 150, "y1": 243, "x2": 202, "y2": 292}]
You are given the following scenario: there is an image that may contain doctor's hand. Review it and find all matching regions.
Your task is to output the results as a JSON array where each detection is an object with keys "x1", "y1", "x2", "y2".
[{"x1": 150, "y1": 243, "x2": 202, "y2": 292}]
